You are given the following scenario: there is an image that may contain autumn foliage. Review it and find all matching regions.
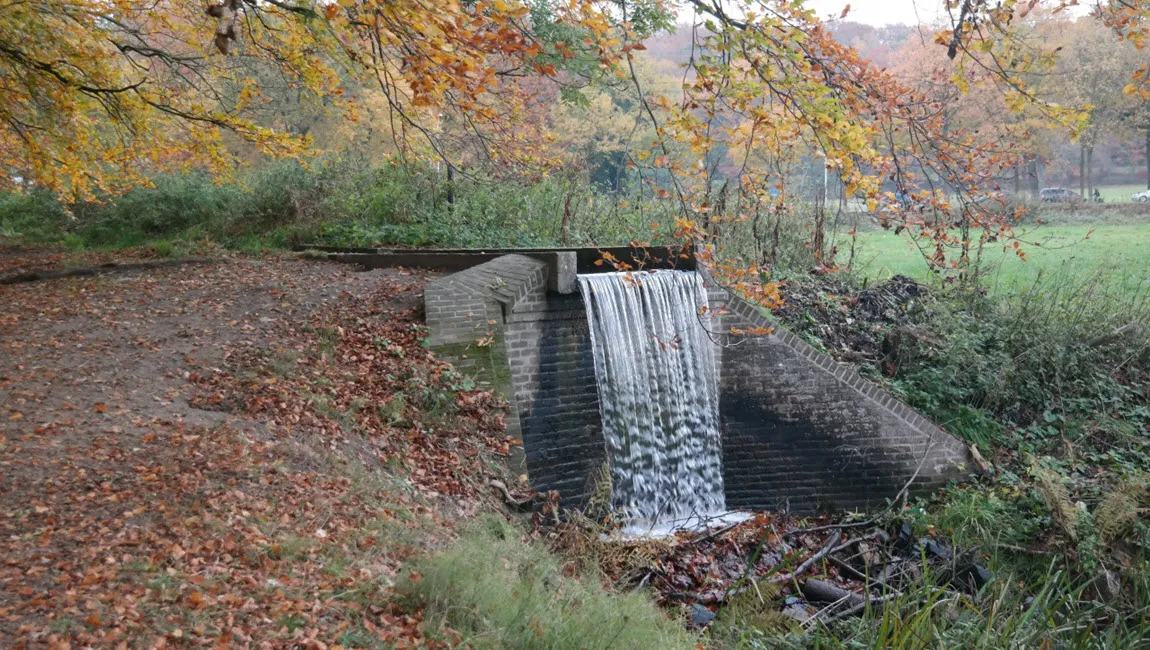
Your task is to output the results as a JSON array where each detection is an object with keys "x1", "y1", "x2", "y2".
[{"x1": 0, "y1": 0, "x2": 1148, "y2": 272}]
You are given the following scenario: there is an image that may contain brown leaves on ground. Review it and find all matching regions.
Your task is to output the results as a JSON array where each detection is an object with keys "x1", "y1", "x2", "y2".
[
  {"x1": 194, "y1": 281, "x2": 514, "y2": 501},
  {"x1": 0, "y1": 248, "x2": 508, "y2": 647}
]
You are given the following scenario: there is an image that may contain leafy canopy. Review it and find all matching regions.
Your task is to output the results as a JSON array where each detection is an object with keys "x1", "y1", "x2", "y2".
[{"x1": 1, "y1": 0, "x2": 1147, "y2": 276}]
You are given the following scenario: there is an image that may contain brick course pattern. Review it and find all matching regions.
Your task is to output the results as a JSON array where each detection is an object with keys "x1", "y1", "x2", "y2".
[
  {"x1": 703, "y1": 273, "x2": 970, "y2": 512},
  {"x1": 425, "y1": 255, "x2": 970, "y2": 513},
  {"x1": 424, "y1": 255, "x2": 605, "y2": 503}
]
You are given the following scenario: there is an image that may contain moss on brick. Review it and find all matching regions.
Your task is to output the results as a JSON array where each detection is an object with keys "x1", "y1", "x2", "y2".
[{"x1": 432, "y1": 334, "x2": 513, "y2": 397}]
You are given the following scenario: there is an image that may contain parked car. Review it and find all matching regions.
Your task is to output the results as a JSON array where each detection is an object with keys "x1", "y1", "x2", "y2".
[
  {"x1": 1132, "y1": 189, "x2": 1150, "y2": 203},
  {"x1": 1039, "y1": 187, "x2": 1084, "y2": 203}
]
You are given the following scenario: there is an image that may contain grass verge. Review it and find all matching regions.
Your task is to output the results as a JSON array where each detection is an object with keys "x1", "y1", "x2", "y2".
[{"x1": 397, "y1": 516, "x2": 700, "y2": 650}]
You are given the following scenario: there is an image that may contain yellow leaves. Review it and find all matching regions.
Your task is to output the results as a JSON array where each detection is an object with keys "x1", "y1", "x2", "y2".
[{"x1": 950, "y1": 71, "x2": 970, "y2": 94}]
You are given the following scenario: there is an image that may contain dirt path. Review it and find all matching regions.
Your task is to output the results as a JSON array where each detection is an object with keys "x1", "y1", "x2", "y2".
[{"x1": 0, "y1": 250, "x2": 501, "y2": 648}]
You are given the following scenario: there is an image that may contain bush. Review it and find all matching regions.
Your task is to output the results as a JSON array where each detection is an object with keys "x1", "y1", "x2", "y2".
[
  {"x1": 72, "y1": 171, "x2": 243, "y2": 247},
  {"x1": 0, "y1": 187, "x2": 69, "y2": 242},
  {"x1": 396, "y1": 516, "x2": 698, "y2": 650},
  {"x1": 0, "y1": 157, "x2": 667, "y2": 251}
]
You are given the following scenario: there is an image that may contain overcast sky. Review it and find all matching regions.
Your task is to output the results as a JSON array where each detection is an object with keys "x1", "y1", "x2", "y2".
[
  {"x1": 804, "y1": 0, "x2": 949, "y2": 27},
  {"x1": 801, "y1": 0, "x2": 1091, "y2": 27}
]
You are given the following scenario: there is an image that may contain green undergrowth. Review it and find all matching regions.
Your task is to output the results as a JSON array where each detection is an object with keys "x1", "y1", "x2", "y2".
[
  {"x1": 0, "y1": 156, "x2": 664, "y2": 253},
  {"x1": 396, "y1": 515, "x2": 698, "y2": 650},
  {"x1": 749, "y1": 564, "x2": 1150, "y2": 649},
  {"x1": 767, "y1": 262, "x2": 1150, "y2": 646}
]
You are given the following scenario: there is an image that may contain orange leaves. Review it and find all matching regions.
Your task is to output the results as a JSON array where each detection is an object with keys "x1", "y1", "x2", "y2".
[{"x1": 1, "y1": 0, "x2": 630, "y2": 199}]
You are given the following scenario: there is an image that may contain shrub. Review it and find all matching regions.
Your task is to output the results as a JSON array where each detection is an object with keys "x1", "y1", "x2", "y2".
[{"x1": 0, "y1": 187, "x2": 69, "y2": 242}]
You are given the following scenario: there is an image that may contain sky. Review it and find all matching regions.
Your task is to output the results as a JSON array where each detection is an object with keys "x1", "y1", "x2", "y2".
[
  {"x1": 802, "y1": 0, "x2": 1091, "y2": 27},
  {"x1": 805, "y1": 0, "x2": 950, "y2": 27}
]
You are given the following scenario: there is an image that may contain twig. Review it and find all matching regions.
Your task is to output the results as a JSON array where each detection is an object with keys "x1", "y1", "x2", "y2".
[
  {"x1": 828, "y1": 556, "x2": 871, "y2": 583},
  {"x1": 818, "y1": 592, "x2": 901, "y2": 624},
  {"x1": 769, "y1": 531, "x2": 842, "y2": 585},
  {"x1": 488, "y1": 479, "x2": 535, "y2": 510},
  {"x1": 690, "y1": 520, "x2": 742, "y2": 545}
]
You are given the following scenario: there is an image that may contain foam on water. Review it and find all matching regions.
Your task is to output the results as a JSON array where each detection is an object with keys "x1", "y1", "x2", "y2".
[{"x1": 579, "y1": 270, "x2": 742, "y2": 535}]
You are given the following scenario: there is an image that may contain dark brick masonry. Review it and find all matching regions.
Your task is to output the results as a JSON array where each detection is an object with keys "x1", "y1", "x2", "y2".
[
  {"x1": 705, "y1": 272, "x2": 970, "y2": 512},
  {"x1": 424, "y1": 255, "x2": 606, "y2": 504},
  {"x1": 424, "y1": 253, "x2": 970, "y2": 513}
]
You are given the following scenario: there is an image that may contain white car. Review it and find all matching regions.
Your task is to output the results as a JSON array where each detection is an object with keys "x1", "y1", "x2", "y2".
[{"x1": 1132, "y1": 189, "x2": 1150, "y2": 203}]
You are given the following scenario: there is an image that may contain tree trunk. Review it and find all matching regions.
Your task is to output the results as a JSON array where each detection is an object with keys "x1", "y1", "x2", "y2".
[
  {"x1": 1086, "y1": 146, "x2": 1094, "y2": 196},
  {"x1": 560, "y1": 191, "x2": 572, "y2": 246},
  {"x1": 1014, "y1": 162, "x2": 1021, "y2": 194},
  {"x1": 1145, "y1": 126, "x2": 1149, "y2": 190},
  {"x1": 1079, "y1": 144, "x2": 1086, "y2": 198},
  {"x1": 812, "y1": 196, "x2": 826, "y2": 264},
  {"x1": 1028, "y1": 155, "x2": 1040, "y2": 194},
  {"x1": 446, "y1": 162, "x2": 455, "y2": 211}
]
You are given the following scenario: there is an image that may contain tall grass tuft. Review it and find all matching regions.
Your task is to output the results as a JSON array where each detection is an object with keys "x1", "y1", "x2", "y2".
[
  {"x1": 396, "y1": 516, "x2": 698, "y2": 650},
  {"x1": 746, "y1": 565, "x2": 1150, "y2": 650}
]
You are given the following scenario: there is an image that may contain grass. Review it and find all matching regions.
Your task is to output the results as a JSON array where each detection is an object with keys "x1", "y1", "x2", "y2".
[
  {"x1": 1096, "y1": 184, "x2": 1149, "y2": 203},
  {"x1": 851, "y1": 224, "x2": 1150, "y2": 294},
  {"x1": 397, "y1": 515, "x2": 699, "y2": 650},
  {"x1": 751, "y1": 565, "x2": 1150, "y2": 650}
]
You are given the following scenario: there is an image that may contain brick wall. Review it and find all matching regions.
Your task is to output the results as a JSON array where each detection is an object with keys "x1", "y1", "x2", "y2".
[
  {"x1": 424, "y1": 255, "x2": 551, "y2": 451},
  {"x1": 505, "y1": 294, "x2": 605, "y2": 505},
  {"x1": 425, "y1": 254, "x2": 970, "y2": 515},
  {"x1": 425, "y1": 254, "x2": 605, "y2": 506},
  {"x1": 703, "y1": 275, "x2": 970, "y2": 513}
]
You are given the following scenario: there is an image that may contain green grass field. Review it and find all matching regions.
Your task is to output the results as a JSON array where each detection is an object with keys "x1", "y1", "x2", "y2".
[
  {"x1": 849, "y1": 223, "x2": 1150, "y2": 294},
  {"x1": 1096, "y1": 184, "x2": 1149, "y2": 203}
]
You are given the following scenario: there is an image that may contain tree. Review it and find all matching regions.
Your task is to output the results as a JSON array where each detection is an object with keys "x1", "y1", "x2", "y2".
[
  {"x1": 0, "y1": 0, "x2": 625, "y2": 200},
  {"x1": 1051, "y1": 17, "x2": 1141, "y2": 195},
  {"x1": 4, "y1": 0, "x2": 1149, "y2": 272}
]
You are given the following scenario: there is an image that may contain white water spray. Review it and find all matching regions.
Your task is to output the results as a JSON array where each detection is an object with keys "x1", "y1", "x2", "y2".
[{"x1": 578, "y1": 270, "x2": 731, "y2": 533}]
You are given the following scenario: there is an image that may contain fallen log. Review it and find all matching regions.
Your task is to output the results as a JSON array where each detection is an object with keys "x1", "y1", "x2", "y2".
[
  {"x1": 800, "y1": 578, "x2": 865, "y2": 607},
  {"x1": 801, "y1": 578, "x2": 901, "y2": 624}
]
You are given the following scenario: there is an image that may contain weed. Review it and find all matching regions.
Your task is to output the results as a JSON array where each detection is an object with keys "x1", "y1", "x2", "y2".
[
  {"x1": 315, "y1": 325, "x2": 340, "y2": 359},
  {"x1": 750, "y1": 565, "x2": 1149, "y2": 649},
  {"x1": 274, "y1": 534, "x2": 315, "y2": 561},
  {"x1": 48, "y1": 617, "x2": 78, "y2": 634},
  {"x1": 338, "y1": 626, "x2": 389, "y2": 649},
  {"x1": 275, "y1": 615, "x2": 307, "y2": 633},
  {"x1": 270, "y1": 350, "x2": 299, "y2": 377},
  {"x1": 150, "y1": 240, "x2": 175, "y2": 258}
]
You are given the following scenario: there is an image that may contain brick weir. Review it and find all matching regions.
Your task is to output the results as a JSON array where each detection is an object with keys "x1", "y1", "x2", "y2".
[{"x1": 316, "y1": 246, "x2": 971, "y2": 513}]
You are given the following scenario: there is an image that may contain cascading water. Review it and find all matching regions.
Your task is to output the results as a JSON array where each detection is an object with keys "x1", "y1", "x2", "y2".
[{"x1": 578, "y1": 270, "x2": 729, "y2": 532}]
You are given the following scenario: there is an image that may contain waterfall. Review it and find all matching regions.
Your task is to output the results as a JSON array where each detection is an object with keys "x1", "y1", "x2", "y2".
[{"x1": 578, "y1": 270, "x2": 728, "y2": 532}]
